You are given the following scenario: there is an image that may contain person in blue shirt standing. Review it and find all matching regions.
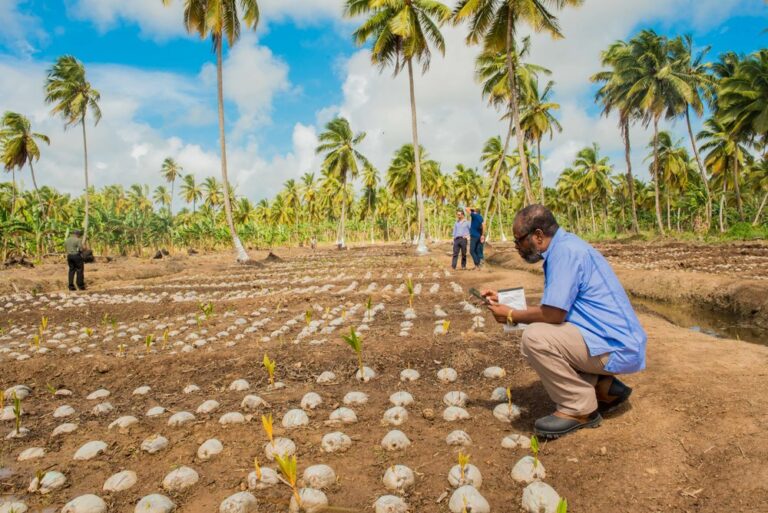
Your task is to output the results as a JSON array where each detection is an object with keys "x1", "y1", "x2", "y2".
[
  {"x1": 451, "y1": 209, "x2": 470, "y2": 270},
  {"x1": 483, "y1": 204, "x2": 646, "y2": 439},
  {"x1": 465, "y1": 206, "x2": 485, "y2": 269}
]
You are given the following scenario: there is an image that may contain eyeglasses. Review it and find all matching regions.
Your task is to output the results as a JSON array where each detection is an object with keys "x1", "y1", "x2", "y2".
[{"x1": 513, "y1": 231, "x2": 532, "y2": 246}]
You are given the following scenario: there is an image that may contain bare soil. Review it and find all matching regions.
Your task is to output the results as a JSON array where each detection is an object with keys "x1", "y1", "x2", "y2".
[{"x1": 1, "y1": 243, "x2": 767, "y2": 513}]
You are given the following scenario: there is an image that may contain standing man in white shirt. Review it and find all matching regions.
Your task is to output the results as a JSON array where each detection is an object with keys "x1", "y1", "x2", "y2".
[{"x1": 451, "y1": 209, "x2": 470, "y2": 270}]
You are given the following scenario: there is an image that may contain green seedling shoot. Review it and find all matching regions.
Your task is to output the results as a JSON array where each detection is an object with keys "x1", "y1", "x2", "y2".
[
  {"x1": 458, "y1": 451, "x2": 470, "y2": 482},
  {"x1": 366, "y1": 296, "x2": 373, "y2": 314},
  {"x1": 32, "y1": 335, "x2": 40, "y2": 350},
  {"x1": 85, "y1": 327, "x2": 94, "y2": 338},
  {"x1": 530, "y1": 435, "x2": 540, "y2": 468},
  {"x1": 199, "y1": 302, "x2": 214, "y2": 320},
  {"x1": 442, "y1": 319, "x2": 451, "y2": 334},
  {"x1": 117, "y1": 344, "x2": 126, "y2": 357},
  {"x1": 305, "y1": 309, "x2": 312, "y2": 326},
  {"x1": 101, "y1": 313, "x2": 110, "y2": 326},
  {"x1": 275, "y1": 453, "x2": 301, "y2": 507},
  {"x1": 253, "y1": 457, "x2": 262, "y2": 481},
  {"x1": 261, "y1": 413, "x2": 274, "y2": 446},
  {"x1": 556, "y1": 498, "x2": 568, "y2": 513},
  {"x1": 263, "y1": 354, "x2": 276, "y2": 386},
  {"x1": 162, "y1": 329, "x2": 169, "y2": 349},
  {"x1": 12, "y1": 392, "x2": 22, "y2": 433},
  {"x1": 145, "y1": 334, "x2": 154, "y2": 354},
  {"x1": 46, "y1": 383, "x2": 57, "y2": 395},
  {"x1": 506, "y1": 387, "x2": 514, "y2": 412},
  {"x1": 341, "y1": 327, "x2": 364, "y2": 380},
  {"x1": 405, "y1": 278, "x2": 415, "y2": 308},
  {"x1": 0, "y1": 389, "x2": 4, "y2": 406}
]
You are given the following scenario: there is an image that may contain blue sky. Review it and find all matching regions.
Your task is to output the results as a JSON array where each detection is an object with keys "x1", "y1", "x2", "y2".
[{"x1": 0, "y1": 0, "x2": 766, "y2": 201}]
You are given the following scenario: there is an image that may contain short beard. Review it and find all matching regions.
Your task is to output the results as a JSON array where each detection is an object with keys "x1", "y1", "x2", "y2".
[{"x1": 522, "y1": 250, "x2": 543, "y2": 264}]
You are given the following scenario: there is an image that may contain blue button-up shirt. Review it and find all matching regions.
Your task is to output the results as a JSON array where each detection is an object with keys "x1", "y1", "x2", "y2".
[
  {"x1": 452, "y1": 220, "x2": 470, "y2": 238},
  {"x1": 540, "y1": 228, "x2": 647, "y2": 374},
  {"x1": 469, "y1": 212, "x2": 484, "y2": 238}
]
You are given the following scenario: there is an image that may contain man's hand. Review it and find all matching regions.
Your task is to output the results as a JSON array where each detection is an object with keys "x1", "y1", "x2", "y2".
[
  {"x1": 480, "y1": 235, "x2": 486, "y2": 243},
  {"x1": 487, "y1": 302, "x2": 511, "y2": 324},
  {"x1": 481, "y1": 289, "x2": 498, "y2": 303}
]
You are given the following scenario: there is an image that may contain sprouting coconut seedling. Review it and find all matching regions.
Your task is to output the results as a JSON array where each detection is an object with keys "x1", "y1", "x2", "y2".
[
  {"x1": 145, "y1": 334, "x2": 154, "y2": 354},
  {"x1": 305, "y1": 309, "x2": 312, "y2": 326},
  {"x1": 341, "y1": 327, "x2": 364, "y2": 380},
  {"x1": 263, "y1": 354, "x2": 276, "y2": 386},
  {"x1": 85, "y1": 327, "x2": 94, "y2": 338},
  {"x1": 195, "y1": 315, "x2": 202, "y2": 328},
  {"x1": 341, "y1": 307, "x2": 347, "y2": 321},
  {"x1": 405, "y1": 278, "x2": 415, "y2": 308},
  {"x1": 462, "y1": 495, "x2": 469, "y2": 513},
  {"x1": 0, "y1": 390, "x2": 4, "y2": 406},
  {"x1": 161, "y1": 329, "x2": 169, "y2": 349},
  {"x1": 458, "y1": 451, "x2": 470, "y2": 482},
  {"x1": 199, "y1": 302, "x2": 215, "y2": 320},
  {"x1": 262, "y1": 413, "x2": 275, "y2": 447},
  {"x1": 111, "y1": 318, "x2": 118, "y2": 330},
  {"x1": 117, "y1": 344, "x2": 126, "y2": 357},
  {"x1": 275, "y1": 453, "x2": 301, "y2": 507},
  {"x1": 442, "y1": 319, "x2": 451, "y2": 334},
  {"x1": 32, "y1": 334, "x2": 40, "y2": 350},
  {"x1": 46, "y1": 383, "x2": 57, "y2": 395},
  {"x1": 366, "y1": 296, "x2": 373, "y2": 315},
  {"x1": 506, "y1": 387, "x2": 514, "y2": 412},
  {"x1": 101, "y1": 313, "x2": 110, "y2": 326},
  {"x1": 12, "y1": 391, "x2": 22, "y2": 433},
  {"x1": 556, "y1": 498, "x2": 568, "y2": 513},
  {"x1": 253, "y1": 456, "x2": 263, "y2": 481},
  {"x1": 530, "y1": 435, "x2": 540, "y2": 468}
]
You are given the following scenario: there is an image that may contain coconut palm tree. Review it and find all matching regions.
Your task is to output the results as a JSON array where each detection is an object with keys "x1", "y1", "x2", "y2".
[
  {"x1": 180, "y1": 173, "x2": 202, "y2": 214},
  {"x1": 202, "y1": 176, "x2": 223, "y2": 214},
  {"x1": 315, "y1": 117, "x2": 368, "y2": 249},
  {"x1": 161, "y1": 0, "x2": 259, "y2": 262},
  {"x1": 360, "y1": 161, "x2": 380, "y2": 243},
  {"x1": 454, "y1": 0, "x2": 583, "y2": 206},
  {"x1": 518, "y1": 77, "x2": 561, "y2": 203},
  {"x1": 44, "y1": 55, "x2": 101, "y2": 245},
  {"x1": 452, "y1": 164, "x2": 483, "y2": 206},
  {"x1": 698, "y1": 117, "x2": 749, "y2": 230},
  {"x1": 592, "y1": 40, "x2": 641, "y2": 233},
  {"x1": 153, "y1": 185, "x2": 171, "y2": 211},
  {"x1": 647, "y1": 132, "x2": 691, "y2": 231},
  {"x1": 301, "y1": 172, "x2": 319, "y2": 226},
  {"x1": 574, "y1": 143, "x2": 612, "y2": 233},
  {"x1": 746, "y1": 158, "x2": 767, "y2": 226},
  {"x1": 345, "y1": 0, "x2": 452, "y2": 255},
  {"x1": 0, "y1": 112, "x2": 50, "y2": 216},
  {"x1": 669, "y1": 34, "x2": 716, "y2": 230},
  {"x1": 719, "y1": 49, "x2": 768, "y2": 150},
  {"x1": 160, "y1": 157, "x2": 182, "y2": 215}
]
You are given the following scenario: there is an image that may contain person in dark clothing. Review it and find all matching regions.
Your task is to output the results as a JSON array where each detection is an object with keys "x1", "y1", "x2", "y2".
[
  {"x1": 466, "y1": 207, "x2": 486, "y2": 269},
  {"x1": 451, "y1": 210, "x2": 470, "y2": 270},
  {"x1": 65, "y1": 230, "x2": 86, "y2": 291}
]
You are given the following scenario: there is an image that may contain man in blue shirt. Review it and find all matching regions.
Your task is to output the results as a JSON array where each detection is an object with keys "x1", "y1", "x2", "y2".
[
  {"x1": 451, "y1": 210, "x2": 470, "y2": 270},
  {"x1": 466, "y1": 206, "x2": 485, "y2": 269},
  {"x1": 483, "y1": 205, "x2": 646, "y2": 439}
]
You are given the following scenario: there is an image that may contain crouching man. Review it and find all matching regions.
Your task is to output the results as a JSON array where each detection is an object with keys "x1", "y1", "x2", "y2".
[{"x1": 484, "y1": 205, "x2": 646, "y2": 439}]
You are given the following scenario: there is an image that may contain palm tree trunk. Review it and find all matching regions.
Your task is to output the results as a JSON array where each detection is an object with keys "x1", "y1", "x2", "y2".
[
  {"x1": 338, "y1": 174, "x2": 347, "y2": 249},
  {"x1": 652, "y1": 117, "x2": 666, "y2": 236},
  {"x1": 589, "y1": 198, "x2": 596, "y2": 233},
  {"x1": 215, "y1": 38, "x2": 249, "y2": 263},
  {"x1": 732, "y1": 154, "x2": 744, "y2": 221},
  {"x1": 483, "y1": 114, "x2": 514, "y2": 220},
  {"x1": 10, "y1": 167, "x2": 17, "y2": 217},
  {"x1": 170, "y1": 180, "x2": 174, "y2": 216},
  {"x1": 676, "y1": 207, "x2": 681, "y2": 232},
  {"x1": 496, "y1": 192, "x2": 507, "y2": 241},
  {"x1": 537, "y1": 138, "x2": 545, "y2": 204},
  {"x1": 505, "y1": 15, "x2": 535, "y2": 205},
  {"x1": 719, "y1": 178, "x2": 727, "y2": 233},
  {"x1": 81, "y1": 116, "x2": 90, "y2": 246},
  {"x1": 753, "y1": 191, "x2": 767, "y2": 226},
  {"x1": 603, "y1": 203, "x2": 609, "y2": 234},
  {"x1": 666, "y1": 188, "x2": 671, "y2": 232},
  {"x1": 685, "y1": 107, "x2": 712, "y2": 230},
  {"x1": 621, "y1": 118, "x2": 640, "y2": 233},
  {"x1": 406, "y1": 58, "x2": 428, "y2": 255}
]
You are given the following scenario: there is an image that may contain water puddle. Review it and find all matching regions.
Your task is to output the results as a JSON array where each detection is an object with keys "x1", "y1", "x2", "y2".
[{"x1": 632, "y1": 297, "x2": 766, "y2": 346}]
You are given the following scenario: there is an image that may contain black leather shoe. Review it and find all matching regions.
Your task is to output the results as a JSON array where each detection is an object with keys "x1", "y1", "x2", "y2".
[
  {"x1": 597, "y1": 377, "x2": 632, "y2": 414},
  {"x1": 68, "y1": 286, "x2": 76, "y2": 291},
  {"x1": 534, "y1": 411, "x2": 602, "y2": 439}
]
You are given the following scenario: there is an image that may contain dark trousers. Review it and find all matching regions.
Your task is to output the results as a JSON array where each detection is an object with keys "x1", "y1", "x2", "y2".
[
  {"x1": 452, "y1": 237, "x2": 468, "y2": 269},
  {"x1": 67, "y1": 253, "x2": 85, "y2": 289},
  {"x1": 470, "y1": 237, "x2": 484, "y2": 266}
]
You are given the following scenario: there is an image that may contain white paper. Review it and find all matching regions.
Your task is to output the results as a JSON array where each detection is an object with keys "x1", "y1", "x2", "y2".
[{"x1": 498, "y1": 287, "x2": 527, "y2": 332}]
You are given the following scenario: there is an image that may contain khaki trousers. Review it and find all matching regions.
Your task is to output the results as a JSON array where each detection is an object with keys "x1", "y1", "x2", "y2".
[{"x1": 521, "y1": 322, "x2": 612, "y2": 416}]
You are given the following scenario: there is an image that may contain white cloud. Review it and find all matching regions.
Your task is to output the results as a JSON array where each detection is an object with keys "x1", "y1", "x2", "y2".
[
  {"x1": 67, "y1": 0, "x2": 347, "y2": 40},
  {"x1": 0, "y1": 0, "x2": 47, "y2": 56}
]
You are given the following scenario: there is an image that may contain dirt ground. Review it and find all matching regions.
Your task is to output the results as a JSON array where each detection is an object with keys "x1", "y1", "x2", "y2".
[{"x1": 1, "y1": 243, "x2": 767, "y2": 513}]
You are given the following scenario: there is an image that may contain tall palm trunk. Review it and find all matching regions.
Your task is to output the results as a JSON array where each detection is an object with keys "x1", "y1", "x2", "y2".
[
  {"x1": 483, "y1": 114, "x2": 514, "y2": 219},
  {"x1": 603, "y1": 203, "x2": 609, "y2": 234},
  {"x1": 505, "y1": 15, "x2": 535, "y2": 205},
  {"x1": 338, "y1": 174, "x2": 347, "y2": 249},
  {"x1": 9, "y1": 167, "x2": 17, "y2": 217},
  {"x1": 666, "y1": 188, "x2": 671, "y2": 232},
  {"x1": 652, "y1": 117, "x2": 665, "y2": 235},
  {"x1": 719, "y1": 178, "x2": 727, "y2": 233},
  {"x1": 732, "y1": 154, "x2": 744, "y2": 221},
  {"x1": 170, "y1": 180, "x2": 174, "y2": 216},
  {"x1": 621, "y1": 118, "x2": 639, "y2": 233},
  {"x1": 753, "y1": 191, "x2": 767, "y2": 226},
  {"x1": 685, "y1": 107, "x2": 712, "y2": 230},
  {"x1": 406, "y1": 58, "x2": 427, "y2": 255},
  {"x1": 537, "y1": 139, "x2": 545, "y2": 204},
  {"x1": 589, "y1": 198, "x2": 596, "y2": 233},
  {"x1": 495, "y1": 192, "x2": 507, "y2": 241},
  {"x1": 215, "y1": 38, "x2": 249, "y2": 262},
  {"x1": 81, "y1": 115, "x2": 90, "y2": 246}
]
